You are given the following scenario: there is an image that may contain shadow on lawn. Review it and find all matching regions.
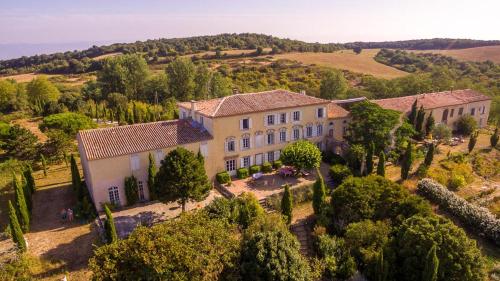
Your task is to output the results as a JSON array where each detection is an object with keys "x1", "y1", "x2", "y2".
[{"x1": 113, "y1": 211, "x2": 165, "y2": 238}]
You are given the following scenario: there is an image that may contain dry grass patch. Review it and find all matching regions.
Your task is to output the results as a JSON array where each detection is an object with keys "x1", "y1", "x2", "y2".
[
  {"x1": 92, "y1": 52, "x2": 122, "y2": 61},
  {"x1": 410, "y1": 45, "x2": 500, "y2": 63},
  {"x1": 0, "y1": 73, "x2": 59, "y2": 83},
  {"x1": 272, "y1": 49, "x2": 408, "y2": 79}
]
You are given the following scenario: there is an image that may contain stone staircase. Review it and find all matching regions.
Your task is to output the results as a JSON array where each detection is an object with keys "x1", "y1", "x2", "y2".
[
  {"x1": 258, "y1": 198, "x2": 275, "y2": 213},
  {"x1": 290, "y1": 218, "x2": 314, "y2": 257}
]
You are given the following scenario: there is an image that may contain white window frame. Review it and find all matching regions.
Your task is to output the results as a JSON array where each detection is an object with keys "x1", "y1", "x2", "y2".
[
  {"x1": 225, "y1": 159, "x2": 236, "y2": 172},
  {"x1": 138, "y1": 181, "x2": 145, "y2": 201},
  {"x1": 267, "y1": 151, "x2": 275, "y2": 163},
  {"x1": 108, "y1": 186, "x2": 120, "y2": 206},
  {"x1": 306, "y1": 125, "x2": 313, "y2": 138},
  {"x1": 242, "y1": 156, "x2": 251, "y2": 168},
  {"x1": 226, "y1": 137, "x2": 236, "y2": 152},
  {"x1": 267, "y1": 131, "x2": 275, "y2": 145},
  {"x1": 317, "y1": 124, "x2": 323, "y2": 136},
  {"x1": 241, "y1": 118, "x2": 250, "y2": 130},
  {"x1": 317, "y1": 107, "x2": 325, "y2": 118},
  {"x1": 293, "y1": 128, "x2": 300, "y2": 140},
  {"x1": 279, "y1": 113, "x2": 287, "y2": 124},
  {"x1": 266, "y1": 115, "x2": 275, "y2": 126},
  {"x1": 293, "y1": 111, "x2": 301, "y2": 122},
  {"x1": 241, "y1": 134, "x2": 250, "y2": 150},
  {"x1": 279, "y1": 128, "x2": 287, "y2": 143}
]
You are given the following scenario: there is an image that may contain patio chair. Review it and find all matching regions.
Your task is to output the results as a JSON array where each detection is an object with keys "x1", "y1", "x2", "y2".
[{"x1": 252, "y1": 172, "x2": 263, "y2": 180}]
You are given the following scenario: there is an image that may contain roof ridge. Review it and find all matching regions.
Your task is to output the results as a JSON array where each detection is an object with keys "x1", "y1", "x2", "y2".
[
  {"x1": 212, "y1": 96, "x2": 229, "y2": 117},
  {"x1": 79, "y1": 119, "x2": 182, "y2": 134}
]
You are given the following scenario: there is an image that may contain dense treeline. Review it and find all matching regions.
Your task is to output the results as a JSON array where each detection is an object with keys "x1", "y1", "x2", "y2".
[
  {"x1": 0, "y1": 33, "x2": 343, "y2": 75},
  {"x1": 345, "y1": 38, "x2": 500, "y2": 50}
]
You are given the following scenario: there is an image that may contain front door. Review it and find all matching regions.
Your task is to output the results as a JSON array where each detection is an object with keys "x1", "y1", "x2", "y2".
[{"x1": 225, "y1": 159, "x2": 237, "y2": 176}]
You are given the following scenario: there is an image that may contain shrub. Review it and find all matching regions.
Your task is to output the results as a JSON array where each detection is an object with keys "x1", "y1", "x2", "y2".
[
  {"x1": 417, "y1": 178, "x2": 500, "y2": 245},
  {"x1": 456, "y1": 114, "x2": 477, "y2": 136},
  {"x1": 281, "y1": 140, "x2": 322, "y2": 171},
  {"x1": 315, "y1": 234, "x2": 356, "y2": 279},
  {"x1": 329, "y1": 164, "x2": 352, "y2": 186},
  {"x1": 249, "y1": 165, "x2": 261, "y2": 175},
  {"x1": 272, "y1": 160, "x2": 282, "y2": 169},
  {"x1": 262, "y1": 162, "x2": 273, "y2": 173},
  {"x1": 237, "y1": 168, "x2": 249, "y2": 179},
  {"x1": 416, "y1": 164, "x2": 429, "y2": 178},
  {"x1": 432, "y1": 124, "x2": 452, "y2": 142},
  {"x1": 491, "y1": 127, "x2": 499, "y2": 147},
  {"x1": 39, "y1": 112, "x2": 96, "y2": 137},
  {"x1": 265, "y1": 184, "x2": 313, "y2": 210},
  {"x1": 124, "y1": 176, "x2": 139, "y2": 206},
  {"x1": 216, "y1": 171, "x2": 231, "y2": 184},
  {"x1": 448, "y1": 174, "x2": 466, "y2": 190},
  {"x1": 322, "y1": 151, "x2": 347, "y2": 165}
]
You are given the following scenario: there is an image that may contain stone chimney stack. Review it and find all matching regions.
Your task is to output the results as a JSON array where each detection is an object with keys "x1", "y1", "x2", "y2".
[
  {"x1": 300, "y1": 90, "x2": 306, "y2": 95},
  {"x1": 190, "y1": 100, "x2": 196, "y2": 118}
]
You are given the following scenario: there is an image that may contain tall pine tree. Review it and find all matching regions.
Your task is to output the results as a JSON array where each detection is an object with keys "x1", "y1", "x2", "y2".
[
  {"x1": 148, "y1": 153, "x2": 157, "y2": 200},
  {"x1": 424, "y1": 144, "x2": 435, "y2": 166},
  {"x1": 468, "y1": 131, "x2": 478, "y2": 153},
  {"x1": 415, "y1": 106, "x2": 426, "y2": 139},
  {"x1": 281, "y1": 184, "x2": 293, "y2": 225},
  {"x1": 422, "y1": 245, "x2": 439, "y2": 281},
  {"x1": 425, "y1": 112, "x2": 435, "y2": 137},
  {"x1": 13, "y1": 175, "x2": 30, "y2": 233},
  {"x1": 104, "y1": 204, "x2": 118, "y2": 244},
  {"x1": 401, "y1": 142, "x2": 413, "y2": 180},
  {"x1": 23, "y1": 165, "x2": 36, "y2": 194},
  {"x1": 312, "y1": 170, "x2": 326, "y2": 216},
  {"x1": 8, "y1": 201, "x2": 27, "y2": 252},
  {"x1": 366, "y1": 141, "x2": 375, "y2": 174},
  {"x1": 377, "y1": 151, "x2": 386, "y2": 177}
]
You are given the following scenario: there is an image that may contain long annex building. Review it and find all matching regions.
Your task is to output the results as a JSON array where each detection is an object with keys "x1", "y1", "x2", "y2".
[{"x1": 77, "y1": 89, "x2": 491, "y2": 210}]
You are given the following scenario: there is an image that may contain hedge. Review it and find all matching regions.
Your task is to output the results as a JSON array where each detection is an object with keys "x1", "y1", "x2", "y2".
[
  {"x1": 417, "y1": 178, "x2": 500, "y2": 245},
  {"x1": 262, "y1": 162, "x2": 273, "y2": 173},
  {"x1": 272, "y1": 160, "x2": 283, "y2": 169},
  {"x1": 265, "y1": 184, "x2": 313, "y2": 210},
  {"x1": 249, "y1": 165, "x2": 261, "y2": 175},
  {"x1": 329, "y1": 164, "x2": 352, "y2": 186},
  {"x1": 216, "y1": 171, "x2": 231, "y2": 184},
  {"x1": 237, "y1": 168, "x2": 250, "y2": 179}
]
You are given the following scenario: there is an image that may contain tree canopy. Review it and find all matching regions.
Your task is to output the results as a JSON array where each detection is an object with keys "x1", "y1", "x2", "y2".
[
  {"x1": 320, "y1": 69, "x2": 348, "y2": 100},
  {"x1": 280, "y1": 140, "x2": 322, "y2": 171},
  {"x1": 39, "y1": 112, "x2": 96, "y2": 137}
]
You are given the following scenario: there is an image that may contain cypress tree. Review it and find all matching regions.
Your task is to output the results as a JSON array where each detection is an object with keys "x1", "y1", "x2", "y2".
[
  {"x1": 40, "y1": 154, "x2": 47, "y2": 177},
  {"x1": 21, "y1": 173, "x2": 32, "y2": 213},
  {"x1": 70, "y1": 154, "x2": 82, "y2": 199},
  {"x1": 312, "y1": 170, "x2": 326, "y2": 216},
  {"x1": 133, "y1": 102, "x2": 139, "y2": 123},
  {"x1": 408, "y1": 99, "x2": 418, "y2": 125},
  {"x1": 422, "y1": 245, "x2": 439, "y2": 281},
  {"x1": 366, "y1": 141, "x2": 374, "y2": 174},
  {"x1": 468, "y1": 131, "x2": 478, "y2": 153},
  {"x1": 377, "y1": 151, "x2": 386, "y2": 177},
  {"x1": 104, "y1": 204, "x2": 118, "y2": 244},
  {"x1": 148, "y1": 153, "x2": 157, "y2": 200},
  {"x1": 281, "y1": 184, "x2": 293, "y2": 225},
  {"x1": 425, "y1": 112, "x2": 435, "y2": 137},
  {"x1": 23, "y1": 165, "x2": 36, "y2": 194},
  {"x1": 13, "y1": 175, "x2": 30, "y2": 233},
  {"x1": 424, "y1": 144, "x2": 435, "y2": 166},
  {"x1": 376, "y1": 250, "x2": 387, "y2": 281},
  {"x1": 401, "y1": 142, "x2": 413, "y2": 180},
  {"x1": 415, "y1": 106, "x2": 426, "y2": 138},
  {"x1": 8, "y1": 201, "x2": 27, "y2": 252},
  {"x1": 490, "y1": 127, "x2": 499, "y2": 148}
]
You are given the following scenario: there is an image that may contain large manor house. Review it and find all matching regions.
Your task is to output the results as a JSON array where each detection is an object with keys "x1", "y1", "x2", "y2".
[{"x1": 77, "y1": 89, "x2": 491, "y2": 210}]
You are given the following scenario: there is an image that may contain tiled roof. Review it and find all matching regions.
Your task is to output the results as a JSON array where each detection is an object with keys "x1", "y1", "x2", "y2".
[
  {"x1": 327, "y1": 102, "x2": 350, "y2": 118},
  {"x1": 178, "y1": 90, "x2": 330, "y2": 117},
  {"x1": 372, "y1": 89, "x2": 491, "y2": 113},
  {"x1": 78, "y1": 119, "x2": 213, "y2": 161}
]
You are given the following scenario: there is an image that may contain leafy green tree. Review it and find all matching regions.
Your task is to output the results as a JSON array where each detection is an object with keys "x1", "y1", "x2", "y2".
[
  {"x1": 0, "y1": 79, "x2": 26, "y2": 113},
  {"x1": 430, "y1": 67, "x2": 455, "y2": 92},
  {"x1": 456, "y1": 115, "x2": 477, "y2": 136},
  {"x1": 424, "y1": 144, "x2": 434, "y2": 166},
  {"x1": 432, "y1": 124, "x2": 452, "y2": 143},
  {"x1": 147, "y1": 153, "x2": 156, "y2": 200},
  {"x1": 401, "y1": 142, "x2": 413, "y2": 180},
  {"x1": 240, "y1": 219, "x2": 312, "y2": 281},
  {"x1": 316, "y1": 234, "x2": 357, "y2": 280},
  {"x1": 346, "y1": 101, "x2": 400, "y2": 151},
  {"x1": 143, "y1": 73, "x2": 170, "y2": 103},
  {"x1": 281, "y1": 184, "x2": 293, "y2": 225},
  {"x1": 26, "y1": 76, "x2": 60, "y2": 105},
  {"x1": 124, "y1": 176, "x2": 139, "y2": 206},
  {"x1": 320, "y1": 69, "x2": 348, "y2": 100},
  {"x1": 210, "y1": 72, "x2": 232, "y2": 98},
  {"x1": 491, "y1": 127, "x2": 499, "y2": 148},
  {"x1": 13, "y1": 176, "x2": 30, "y2": 233},
  {"x1": 408, "y1": 99, "x2": 418, "y2": 125},
  {"x1": 40, "y1": 154, "x2": 47, "y2": 177},
  {"x1": 422, "y1": 244, "x2": 439, "y2": 281},
  {"x1": 39, "y1": 112, "x2": 96, "y2": 137},
  {"x1": 165, "y1": 58, "x2": 196, "y2": 101},
  {"x1": 3, "y1": 125, "x2": 39, "y2": 161},
  {"x1": 205, "y1": 194, "x2": 264, "y2": 229},
  {"x1": 415, "y1": 106, "x2": 426, "y2": 139},
  {"x1": 23, "y1": 165, "x2": 36, "y2": 194},
  {"x1": 377, "y1": 151, "x2": 386, "y2": 177},
  {"x1": 376, "y1": 251, "x2": 388, "y2": 281},
  {"x1": 281, "y1": 140, "x2": 322, "y2": 172},
  {"x1": 104, "y1": 204, "x2": 118, "y2": 244},
  {"x1": 425, "y1": 112, "x2": 435, "y2": 137},
  {"x1": 8, "y1": 201, "x2": 26, "y2": 252},
  {"x1": 346, "y1": 144, "x2": 365, "y2": 176},
  {"x1": 312, "y1": 171, "x2": 327, "y2": 216},
  {"x1": 366, "y1": 141, "x2": 375, "y2": 174},
  {"x1": 468, "y1": 131, "x2": 478, "y2": 153},
  {"x1": 155, "y1": 147, "x2": 211, "y2": 212},
  {"x1": 89, "y1": 212, "x2": 240, "y2": 280},
  {"x1": 193, "y1": 63, "x2": 212, "y2": 100},
  {"x1": 329, "y1": 164, "x2": 352, "y2": 186}
]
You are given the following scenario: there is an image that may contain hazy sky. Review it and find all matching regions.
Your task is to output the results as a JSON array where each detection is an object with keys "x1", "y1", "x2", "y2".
[{"x1": 1, "y1": 0, "x2": 499, "y2": 44}]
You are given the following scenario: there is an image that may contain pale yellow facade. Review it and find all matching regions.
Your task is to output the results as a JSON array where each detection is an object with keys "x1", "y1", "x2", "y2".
[{"x1": 426, "y1": 100, "x2": 491, "y2": 130}]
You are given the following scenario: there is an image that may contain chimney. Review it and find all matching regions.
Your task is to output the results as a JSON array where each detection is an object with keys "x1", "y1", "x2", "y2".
[
  {"x1": 300, "y1": 90, "x2": 306, "y2": 95},
  {"x1": 190, "y1": 100, "x2": 196, "y2": 118},
  {"x1": 232, "y1": 88, "x2": 239, "y2": 94}
]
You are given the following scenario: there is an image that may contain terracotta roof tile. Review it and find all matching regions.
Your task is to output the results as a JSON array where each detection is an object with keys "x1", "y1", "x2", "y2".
[
  {"x1": 327, "y1": 102, "x2": 350, "y2": 118},
  {"x1": 178, "y1": 90, "x2": 330, "y2": 117},
  {"x1": 78, "y1": 119, "x2": 212, "y2": 161},
  {"x1": 372, "y1": 89, "x2": 491, "y2": 113}
]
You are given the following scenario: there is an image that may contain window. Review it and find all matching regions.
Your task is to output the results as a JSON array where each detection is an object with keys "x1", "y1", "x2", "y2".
[
  {"x1": 267, "y1": 130, "x2": 275, "y2": 145},
  {"x1": 317, "y1": 124, "x2": 323, "y2": 136},
  {"x1": 279, "y1": 128, "x2": 287, "y2": 143},
  {"x1": 293, "y1": 111, "x2": 300, "y2": 121},
  {"x1": 450, "y1": 109, "x2": 454, "y2": 118},
  {"x1": 130, "y1": 154, "x2": 140, "y2": 171},
  {"x1": 255, "y1": 131, "x2": 264, "y2": 147},
  {"x1": 267, "y1": 115, "x2": 275, "y2": 126},
  {"x1": 306, "y1": 125, "x2": 313, "y2": 138},
  {"x1": 255, "y1": 154, "x2": 263, "y2": 165},
  {"x1": 471, "y1": 108, "x2": 476, "y2": 116},
  {"x1": 225, "y1": 159, "x2": 236, "y2": 172},
  {"x1": 226, "y1": 137, "x2": 236, "y2": 152},
  {"x1": 458, "y1": 107, "x2": 464, "y2": 115},
  {"x1": 242, "y1": 156, "x2": 251, "y2": 168},
  {"x1": 293, "y1": 128, "x2": 300, "y2": 140},
  {"x1": 280, "y1": 113, "x2": 287, "y2": 124},
  {"x1": 199, "y1": 116, "x2": 204, "y2": 125},
  {"x1": 267, "y1": 151, "x2": 275, "y2": 163},
  {"x1": 108, "y1": 186, "x2": 120, "y2": 206},
  {"x1": 182, "y1": 111, "x2": 187, "y2": 119},
  {"x1": 241, "y1": 134, "x2": 250, "y2": 150},
  {"x1": 317, "y1": 107, "x2": 324, "y2": 118},
  {"x1": 481, "y1": 106, "x2": 485, "y2": 115},
  {"x1": 241, "y1": 118, "x2": 250, "y2": 130},
  {"x1": 138, "y1": 181, "x2": 145, "y2": 201}
]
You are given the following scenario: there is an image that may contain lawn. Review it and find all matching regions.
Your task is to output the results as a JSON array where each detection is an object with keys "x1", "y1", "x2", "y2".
[
  {"x1": 272, "y1": 49, "x2": 409, "y2": 79},
  {"x1": 410, "y1": 45, "x2": 500, "y2": 63}
]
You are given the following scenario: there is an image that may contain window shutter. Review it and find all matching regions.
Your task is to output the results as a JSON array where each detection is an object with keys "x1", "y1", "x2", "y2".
[
  {"x1": 263, "y1": 153, "x2": 267, "y2": 163},
  {"x1": 285, "y1": 112, "x2": 289, "y2": 123},
  {"x1": 323, "y1": 107, "x2": 327, "y2": 118},
  {"x1": 240, "y1": 158, "x2": 244, "y2": 168},
  {"x1": 224, "y1": 141, "x2": 228, "y2": 152},
  {"x1": 264, "y1": 115, "x2": 267, "y2": 126},
  {"x1": 315, "y1": 108, "x2": 319, "y2": 119},
  {"x1": 239, "y1": 119, "x2": 243, "y2": 130},
  {"x1": 250, "y1": 156, "x2": 254, "y2": 166},
  {"x1": 240, "y1": 139, "x2": 243, "y2": 151},
  {"x1": 299, "y1": 111, "x2": 303, "y2": 121},
  {"x1": 312, "y1": 125, "x2": 317, "y2": 137},
  {"x1": 274, "y1": 151, "x2": 280, "y2": 160},
  {"x1": 249, "y1": 118, "x2": 252, "y2": 128}
]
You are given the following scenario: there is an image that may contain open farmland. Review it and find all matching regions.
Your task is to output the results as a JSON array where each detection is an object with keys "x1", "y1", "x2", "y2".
[
  {"x1": 271, "y1": 49, "x2": 408, "y2": 79},
  {"x1": 410, "y1": 45, "x2": 500, "y2": 63}
]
